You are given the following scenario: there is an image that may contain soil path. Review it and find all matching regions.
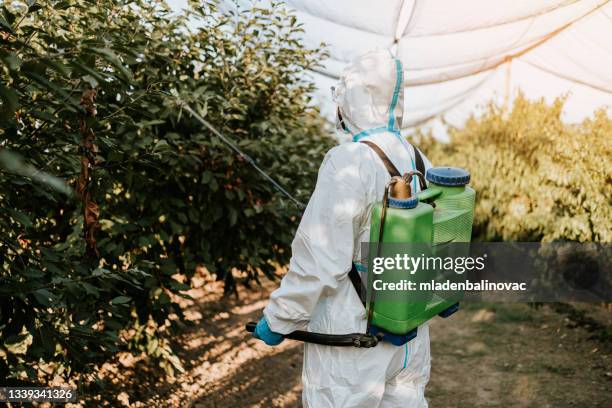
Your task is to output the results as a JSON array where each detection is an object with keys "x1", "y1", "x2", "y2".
[{"x1": 87, "y1": 280, "x2": 611, "y2": 407}]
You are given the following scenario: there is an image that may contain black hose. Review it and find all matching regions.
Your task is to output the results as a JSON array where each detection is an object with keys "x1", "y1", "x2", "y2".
[{"x1": 245, "y1": 322, "x2": 381, "y2": 348}]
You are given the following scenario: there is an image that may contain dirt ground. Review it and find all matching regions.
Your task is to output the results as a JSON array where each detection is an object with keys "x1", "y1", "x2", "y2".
[{"x1": 76, "y1": 279, "x2": 611, "y2": 407}]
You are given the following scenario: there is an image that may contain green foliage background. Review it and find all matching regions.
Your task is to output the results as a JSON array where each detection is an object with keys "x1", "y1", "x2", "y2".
[
  {"x1": 0, "y1": 0, "x2": 333, "y2": 381},
  {"x1": 418, "y1": 95, "x2": 611, "y2": 243}
]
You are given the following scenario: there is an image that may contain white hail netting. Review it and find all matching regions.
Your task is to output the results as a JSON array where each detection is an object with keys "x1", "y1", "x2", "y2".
[{"x1": 212, "y1": 0, "x2": 612, "y2": 139}]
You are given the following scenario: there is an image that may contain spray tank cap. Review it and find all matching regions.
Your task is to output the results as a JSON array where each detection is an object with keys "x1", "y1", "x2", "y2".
[
  {"x1": 388, "y1": 196, "x2": 419, "y2": 209},
  {"x1": 426, "y1": 167, "x2": 470, "y2": 186}
]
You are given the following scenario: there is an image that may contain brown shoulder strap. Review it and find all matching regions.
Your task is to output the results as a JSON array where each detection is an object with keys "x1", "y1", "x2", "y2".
[
  {"x1": 413, "y1": 146, "x2": 425, "y2": 176},
  {"x1": 360, "y1": 140, "x2": 401, "y2": 177},
  {"x1": 350, "y1": 140, "x2": 400, "y2": 307}
]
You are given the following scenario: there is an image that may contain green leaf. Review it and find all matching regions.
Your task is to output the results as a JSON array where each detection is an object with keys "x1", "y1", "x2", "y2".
[
  {"x1": 23, "y1": 268, "x2": 45, "y2": 279},
  {"x1": 0, "y1": 84, "x2": 19, "y2": 114},
  {"x1": 92, "y1": 268, "x2": 110, "y2": 277},
  {"x1": 33, "y1": 289, "x2": 54, "y2": 307},
  {"x1": 111, "y1": 296, "x2": 132, "y2": 305},
  {"x1": 4, "y1": 333, "x2": 31, "y2": 355},
  {"x1": 8, "y1": 208, "x2": 32, "y2": 227},
  {"x1": 201, "y1": 171, "x2": 212, "y2": 183},
  {"x1": 28, "y1": 4, "x2": 43, "y2": 14},
  {"x1": 70, "y1": 60, "x2": 108, "y2": 83},
  {"x1": 0, "y1": 150, "x2": 73, "y2": 196},
  {"x1": 160, "y1": 261, "x2": 177, "y2": 276},
  {"x1": 3, "y1": 53, "x2": 21, "y2": 70},
  {"x1": 90, "y1": 47, "x2": 133, "y2": 81},
  {"x1": 25, "y1": 73, "x2": 78, "y2": 110},
  {"x1": 54, "y1": 1, "x2": 72, "y2": 10},
  {"x1": 228, "y1": 207, "x2": 238, "y2": 226},
  {"x1": 81, "y1": 74, "x2": 98, "y2": 88},
  {"x1": 168, "y1": 280, "x2": 189, "y2": 292},
  {"x1": 31, "y1": 109, "x2": 58, "y2": 122},
  {"x1": 40, "y1": 248, "x2": 60, "y2": 262},
  {"x1": 80, "y1": 282, "x2": 100, "y2": 297},
  {"x1": 0, "y1": 7, "x2": 15, "y2": 31},
  {"x1": 41, "y1": 58, "x2": 71, "y2": 76},
  {"x1": 4, "y1": 332, "x2": 29, "y2": 345}
]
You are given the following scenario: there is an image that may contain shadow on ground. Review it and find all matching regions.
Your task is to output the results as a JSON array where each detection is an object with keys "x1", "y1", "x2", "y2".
[{"x1": 78, "y1": 281, "x2": 611, "y2": 407}]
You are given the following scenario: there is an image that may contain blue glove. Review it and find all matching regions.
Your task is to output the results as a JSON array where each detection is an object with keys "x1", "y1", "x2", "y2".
[{"x1": 252, "y1": 317, "x2": 284, "y2": 346}]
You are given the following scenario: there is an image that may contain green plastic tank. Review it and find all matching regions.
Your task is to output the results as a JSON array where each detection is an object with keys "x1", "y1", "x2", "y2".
[{"x1": 367, "y1": 167, "x2": 475, "y2": 338}]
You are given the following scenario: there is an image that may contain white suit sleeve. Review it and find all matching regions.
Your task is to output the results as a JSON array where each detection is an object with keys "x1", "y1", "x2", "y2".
[{"x1": 264, "y1": 146, "x2": 366, "y2": 334}]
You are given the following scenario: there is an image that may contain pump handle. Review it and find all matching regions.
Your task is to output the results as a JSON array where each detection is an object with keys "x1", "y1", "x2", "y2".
[
  {"x1": 245, "y1": 322, "x2": 381, "y2": 348},
  {"x1": 406, "y1": 170, "x2": 428, "y2": 192}
]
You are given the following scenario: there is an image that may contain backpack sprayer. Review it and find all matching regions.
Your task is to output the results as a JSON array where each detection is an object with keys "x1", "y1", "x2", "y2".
[
  {"x1": 174, "y1": 95, "x2": 475, "y2": 348},
  {"x1": 246, "y1": 141, "x2": 475, "y2": 348},
  {"x1": 178, "y1": 95, "x2": 475, "y2": 348}
]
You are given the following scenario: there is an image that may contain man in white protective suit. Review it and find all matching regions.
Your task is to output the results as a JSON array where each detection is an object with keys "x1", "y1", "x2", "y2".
[{"x1": 252, "y1": 49, "x2": 433, "y2": 407}]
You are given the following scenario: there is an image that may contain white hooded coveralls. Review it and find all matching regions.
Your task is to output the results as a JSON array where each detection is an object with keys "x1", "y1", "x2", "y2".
[{"x1": 264, "y1": 50, "x2": 432, "y2": 408}]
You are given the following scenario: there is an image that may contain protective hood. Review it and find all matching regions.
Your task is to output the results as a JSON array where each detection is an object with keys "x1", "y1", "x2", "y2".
[{"x1": 332, "y1": 49, "x2": 404, "y2": 140}]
